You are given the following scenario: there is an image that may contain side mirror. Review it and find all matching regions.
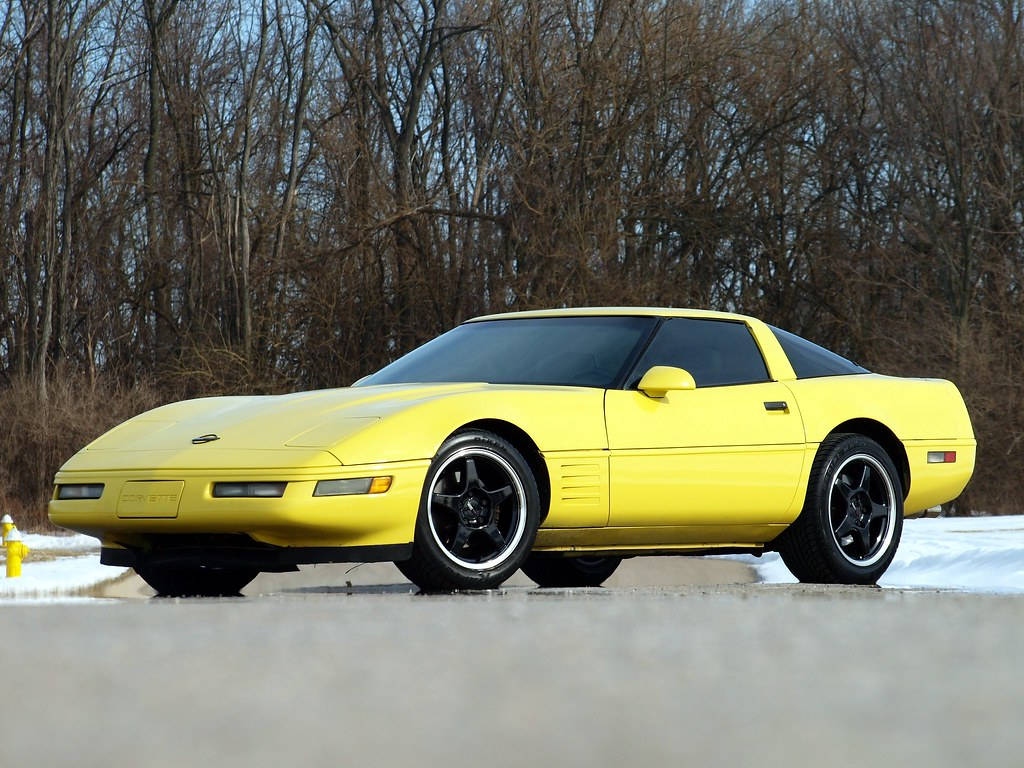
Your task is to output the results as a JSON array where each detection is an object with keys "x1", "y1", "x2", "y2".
[{"x1": 638, "y1": 366, "x2": 697, "y2": 398}]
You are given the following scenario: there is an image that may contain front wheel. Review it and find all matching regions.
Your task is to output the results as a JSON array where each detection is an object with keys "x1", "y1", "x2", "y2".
[
  {"x1": 777, "y1": 433, "x2": 903, "y2": 585},
  {"x1": 135, "y1": 564, "x2": 258, "y2": 597},
  {"x1": 521, "y1": 555, "x2": 622, "y2": 587},
  {"x1": 396, "y1": 430, "x2": 541, "y2": 592}
]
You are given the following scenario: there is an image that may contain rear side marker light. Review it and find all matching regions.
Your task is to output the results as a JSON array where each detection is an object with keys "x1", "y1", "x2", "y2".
[
  {"x1": 927, "y1": 451, "x2": 957, "y2": 464},
  {"x1": 57, "y1": 484, "x2": 104, "y2": 500},
  {"x1": 212, "y1": 482, "x2": 287, "y2": 498},
  {"x1": 314, "y1": 476, "x2": 392, "y2": 497}
]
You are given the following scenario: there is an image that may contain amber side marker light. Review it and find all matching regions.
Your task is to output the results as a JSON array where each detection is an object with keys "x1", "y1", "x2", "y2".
[
  {"x1": 313, "y1": 476, "x2": 392, "y2": 497},
  {"x1": 927, "y1": 451, "x2": 957, "y2": 464}
]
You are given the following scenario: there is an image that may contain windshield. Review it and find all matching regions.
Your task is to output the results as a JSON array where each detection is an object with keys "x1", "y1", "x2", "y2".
[{"x1": 359, "y1": 316, "x2": 657, "y2": 388}]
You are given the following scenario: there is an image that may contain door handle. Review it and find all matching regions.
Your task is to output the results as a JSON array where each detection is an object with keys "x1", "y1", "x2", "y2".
[{"x1": 764, "y1": 401, "x2": 789, "y2": 412}]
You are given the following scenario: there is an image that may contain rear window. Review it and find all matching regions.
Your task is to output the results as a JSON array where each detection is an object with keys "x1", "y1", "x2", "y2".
[{"x1": 771, "y1": 326, "x2": 868, "y2": 378}]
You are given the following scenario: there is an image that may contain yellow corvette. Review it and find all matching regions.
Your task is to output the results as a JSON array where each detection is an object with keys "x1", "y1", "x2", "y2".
[{"x1": 49, "y1": 308, "x2": 975, "y2": 595}]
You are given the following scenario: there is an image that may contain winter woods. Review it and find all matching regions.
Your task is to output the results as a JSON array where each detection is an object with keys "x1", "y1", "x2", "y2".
[{"x1": 2, "y1": 0, "x2": 1023, "y2": 521}]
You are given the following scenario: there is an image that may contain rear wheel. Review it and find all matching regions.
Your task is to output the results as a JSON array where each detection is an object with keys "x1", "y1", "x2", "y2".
[
  {"x1": 521, "y1": 555, "x2": 622, "y2": 587},
  {"x1": 777, "y1": 433, "x2": 903, "y2": 584},
  {"x1": 396, "y1": 430, "x2": 541, "y2": 592},
  {"x1": 135, "y1": 564, "x2": 257, "y2": 597}
]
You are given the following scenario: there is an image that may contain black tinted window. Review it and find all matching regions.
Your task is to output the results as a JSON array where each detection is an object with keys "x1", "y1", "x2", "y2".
[
  {"x1": 770, "y1": 326, "x2": 868, "y2": 378},
  {"x1": 360, "y1": 316, "x2": 656, "y2": 388},
  {"x1": 630, "y1": 318, "x2": 770, "y2": 388}
]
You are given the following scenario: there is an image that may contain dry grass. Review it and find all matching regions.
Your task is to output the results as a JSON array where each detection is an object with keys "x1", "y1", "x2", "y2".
[{"x1": 0, "y1": 375, "x2": 165, "y2": 531}]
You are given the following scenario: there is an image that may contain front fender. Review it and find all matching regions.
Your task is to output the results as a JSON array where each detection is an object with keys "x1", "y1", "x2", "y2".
[{"x1": 324, "y1": 387, "x2": 608, "y2": 465}]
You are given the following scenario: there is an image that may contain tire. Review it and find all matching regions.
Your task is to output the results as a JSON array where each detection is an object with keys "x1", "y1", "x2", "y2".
[
  {"x1": 776, "y1": 433, "x2": 903, "y2": 585},
  {"x1": 397, "y1": 430, "x2": 541, "y2": 592},
  {"x1": 135, "y1": 564, "x2": 258, "y2": 597},
  {"x1": 521, "y1": 555, "x2": 622, "y2": 587}
]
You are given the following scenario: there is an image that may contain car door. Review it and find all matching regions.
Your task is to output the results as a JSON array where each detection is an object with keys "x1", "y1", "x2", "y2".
[{"x1": 605, "y1": 317, "x2": 806, "y2": 530}]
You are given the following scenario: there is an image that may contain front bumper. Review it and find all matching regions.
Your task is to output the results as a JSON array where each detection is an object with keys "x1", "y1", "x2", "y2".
[{"x1": 49, "y1": 459, "x2": 430, "y2": 550}]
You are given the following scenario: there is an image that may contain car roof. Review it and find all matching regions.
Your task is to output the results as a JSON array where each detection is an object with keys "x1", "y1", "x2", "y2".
[{"x1": 466, "y1": 306, "x2": 758, "y2": 324}]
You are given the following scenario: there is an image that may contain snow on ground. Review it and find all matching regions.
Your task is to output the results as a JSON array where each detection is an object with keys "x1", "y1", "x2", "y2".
[
  {"x1": 0, "y1": 534, "x2": 127, "y2": 597},
  {"x1": 21, "y1": 532, "x2": 101, "y2": 552},
  {"x1": 733, "y1": 515, "x2": 1024, "y2": 593}
]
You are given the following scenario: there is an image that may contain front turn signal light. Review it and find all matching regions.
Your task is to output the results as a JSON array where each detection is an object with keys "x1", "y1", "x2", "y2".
[{"x1": 313, "y1": 476, "x2": 392, "y2": 497}]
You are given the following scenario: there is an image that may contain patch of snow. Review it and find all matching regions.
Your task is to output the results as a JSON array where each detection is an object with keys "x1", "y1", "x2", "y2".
[
  {"x1": 730, "y1": 515, "x2": 1024, "y2": 593},
  {"x1": 0, "y1": 555, "x2": 125, "y2": 597},
  {"x1": 21, "y1": 533, "x2": 100, "y2": 552}
]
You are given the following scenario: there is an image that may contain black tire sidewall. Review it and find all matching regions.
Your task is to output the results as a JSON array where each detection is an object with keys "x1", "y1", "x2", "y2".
[
  {"x1": 135, "y1": 564, "x2": 257, "y2": 596},
  {"x1": 410, "y1": 430, "x2": 541, "y2": 590},
  {"x1": 521, "y1": 555, "x2": 622, "y2": 588}
]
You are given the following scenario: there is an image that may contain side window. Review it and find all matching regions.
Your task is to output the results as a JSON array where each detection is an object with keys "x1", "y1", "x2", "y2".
[
  {"x1": 629, "y1": 318, "x2": 770, "y2": 388},
  {"x1": 770, "y1": 326, "x2": 869, "y2": 378}
]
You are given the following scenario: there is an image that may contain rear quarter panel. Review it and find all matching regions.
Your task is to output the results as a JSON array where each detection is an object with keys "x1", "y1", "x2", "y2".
[{"x1": 785, "y1": 375, "x2": 976, "y2": 514}]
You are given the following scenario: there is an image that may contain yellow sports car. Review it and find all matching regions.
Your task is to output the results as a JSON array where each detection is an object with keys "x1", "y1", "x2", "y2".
[{"x1": 49, "y1": 308, "x2": 975, "y2": 596}]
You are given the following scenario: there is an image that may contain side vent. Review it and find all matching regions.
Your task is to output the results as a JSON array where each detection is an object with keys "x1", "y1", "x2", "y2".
[
  {"x1": 544, "y1": 458, "x2": 608, "y2": 527},
  {"x1": 557, "y1": 461, "x2": 603, "y2": 506}
]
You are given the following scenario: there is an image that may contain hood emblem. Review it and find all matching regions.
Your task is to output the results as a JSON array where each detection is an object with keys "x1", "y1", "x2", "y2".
[{"x1": 191, "y1": 434, "x2": 220, "y2": 445}]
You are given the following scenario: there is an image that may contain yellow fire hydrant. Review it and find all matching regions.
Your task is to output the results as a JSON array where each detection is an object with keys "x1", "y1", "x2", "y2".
[
  {"x1": 5, "y1": 528, "x2": 29, "y2": 578},
  {"x1": 1, "y1": 514, "x2": 13, "y2": 543}
]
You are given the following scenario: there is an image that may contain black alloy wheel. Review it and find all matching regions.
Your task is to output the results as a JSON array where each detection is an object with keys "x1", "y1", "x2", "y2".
[
  {"x1": 777, "y1": 433, "x2": 903, "y2": 585},
  {"x1": 828, "y1": 453, "x2": 897, "y2": 566},
  {"x1": 395, "y1": 430, "x2": 541, "y2": 592}
]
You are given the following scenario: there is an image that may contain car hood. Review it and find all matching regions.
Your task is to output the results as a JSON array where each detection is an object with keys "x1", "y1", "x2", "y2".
[
  {"x1": 57, "y1": 383, "x2": 486, "y2": 471},
  {"x1": 60, "y1": 380, "x2": 608, "y2": 472},
  {"x1": 83, "y1": 382, "x2": 484, "y2": 455}
]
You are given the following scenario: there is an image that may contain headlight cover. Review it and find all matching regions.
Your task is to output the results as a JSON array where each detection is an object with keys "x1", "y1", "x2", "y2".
[
  {"x1": 57, "y1": 484, "x2": 104, "y2": 500},
  {"x1": 212, "y1": 482, "x2": 287, "y2": 498}
]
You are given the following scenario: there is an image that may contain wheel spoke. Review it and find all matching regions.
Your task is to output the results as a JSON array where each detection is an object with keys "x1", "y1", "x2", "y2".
[
  {"x1": 432, "y1": 492, "x2": 462, "y2": 511},
  {"x1": 858, "y1": 464, "x2": 872, "y2": 491},
  {"x1": 464, "y1": 457, "x2": 480, "y2": 489},
  {"x1": 857, "y1": 525, "x2": 874, "y2": 554},
  {"x1": 869, "y1": 501, "x2": 889, "y2": 522},
  {"x1": 483, "y1": 525, "x2": 506, "y2": 552},
  {"x1": 834, "y1": 480, "x2": 853, "y2": 501},
  {"x1": 834, "y1": 513, "x2": 857, "y2": 539},
  {"x1": 451, "y1": 525, "x2": 471, "y2": 553},
  {"x1": 486, "y1": 484, "x2": 514, "y2": 506}
]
